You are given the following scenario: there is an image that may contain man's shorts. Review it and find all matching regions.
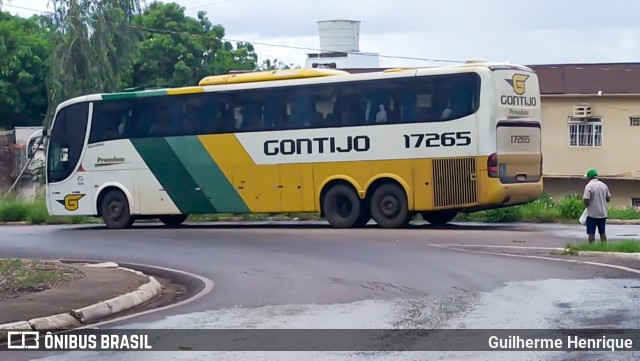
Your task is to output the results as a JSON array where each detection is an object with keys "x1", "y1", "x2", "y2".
[{"x1": 586, "y1": 216, "x2": 607, "y2": 235}]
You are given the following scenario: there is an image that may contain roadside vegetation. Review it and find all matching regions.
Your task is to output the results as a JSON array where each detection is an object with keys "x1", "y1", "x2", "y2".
[
  {"x1": 564, "y1": 240, "x2": 640, "y2": 254},
  {"x1": 1, "y1": 193, "x2": 639, "y2": 225},
  {"x1": 0, "y1": 198, "x2": 95, "y2": 224},
  {"x1": 0, "y1": 259, "x2": 84, "y2": 301},
  {"x1": 455, "y1": 193, "x2": 640, "y2": 223}
]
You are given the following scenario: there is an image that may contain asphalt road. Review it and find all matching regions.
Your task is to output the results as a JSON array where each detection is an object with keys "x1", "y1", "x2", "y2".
[{"x1": 1, "y1": 221, "x2": 639, "y2": 361}]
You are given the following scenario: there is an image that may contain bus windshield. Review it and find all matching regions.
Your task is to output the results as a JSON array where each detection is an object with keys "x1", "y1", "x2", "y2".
[{"x1": 46, "y1": 102, "x2": 89, "y2": 184}]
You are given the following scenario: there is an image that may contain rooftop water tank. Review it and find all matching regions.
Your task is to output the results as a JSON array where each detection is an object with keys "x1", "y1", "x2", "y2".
[{"x1": 317, "y1": 19, "x2": 360, "y2": 53}]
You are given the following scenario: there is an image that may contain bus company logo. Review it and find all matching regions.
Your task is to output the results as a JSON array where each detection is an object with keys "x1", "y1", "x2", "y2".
[
  {"x1": 263, "y1": 135, "x2": 371, "y2": 156},
  {"x1": 95, "y1": 156, "x2": 126, "y2": 167},
  {"x1": 56, "y1": 194, "x2": 85, "y2": 211},
  {"x1": 505, "y1": 74, "x2": 530, "y2": 95},
  {"x1": 501, "y1": 73, "x2": 536, "y2": 107}
]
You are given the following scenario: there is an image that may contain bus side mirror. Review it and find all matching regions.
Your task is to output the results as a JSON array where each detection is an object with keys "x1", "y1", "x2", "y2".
[
  {"x1": 26, "y1": 129, "x2": 44, "y2": 159},
  {"x1": 27, "y1": 140, "x2": 36, "y2": 159}
]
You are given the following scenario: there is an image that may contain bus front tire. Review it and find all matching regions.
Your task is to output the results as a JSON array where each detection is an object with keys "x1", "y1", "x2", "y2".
[
  {"x1": 370, "y1": 183, "x2": 411, "y2": 229},
  {"x1": 323, "y1": 184, "x2": 362, "y2": 228},
  {"x1": 100, "y1": 190, "x2": 134, "y2": 229},
  {"x1": 421, "y1": 211, "x2": 458, "y2": 225},
  {"x1": 159, "y1": 214, "x2": 188, "y2": 227}
]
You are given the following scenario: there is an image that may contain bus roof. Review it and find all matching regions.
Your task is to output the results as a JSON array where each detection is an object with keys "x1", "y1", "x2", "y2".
[{"x1": 198, "y1": 68, "x2": 350, "y2": 86}]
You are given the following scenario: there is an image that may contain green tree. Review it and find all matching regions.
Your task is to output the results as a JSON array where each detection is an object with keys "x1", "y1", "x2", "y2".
[
  {"x1": 44, "y1": 0, "x2": 143, "y2": 128},
  {"x1": 256, "y1": 58, "x2": 298, "y2": 71},
  {"x1": 0, "y1": 12, "x2": 54, "y2": 128},
  {"x1": 131, "y1": 1, "x2": 257, "y2": 88}
]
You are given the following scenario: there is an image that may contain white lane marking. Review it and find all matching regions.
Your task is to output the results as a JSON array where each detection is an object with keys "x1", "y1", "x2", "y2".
[
  {"x1": 435, "y1": 244, "x2": 564, "y2": 250},
  {"x1": 429, "y1": 244, "x2": 640, "y2": 275}
]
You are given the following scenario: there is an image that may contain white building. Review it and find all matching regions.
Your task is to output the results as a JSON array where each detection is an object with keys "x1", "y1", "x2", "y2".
[{"x1": 305, "y1": 19, "x2": 380, "y2": 69}]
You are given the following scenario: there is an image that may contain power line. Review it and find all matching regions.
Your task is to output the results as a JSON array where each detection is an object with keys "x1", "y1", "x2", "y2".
[
  {"x1": 2, "y1": 2, "x2": 464, "y2": 64},
  {"x1": 185, "y1": 0, "x2": 238, "y2": 11}
]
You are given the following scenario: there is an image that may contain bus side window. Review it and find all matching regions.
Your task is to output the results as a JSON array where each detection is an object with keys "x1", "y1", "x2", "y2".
[
  {"x1": 264, "y1": 96, "x2": 286, "y2": 129},
  {"x1": 243, "y1": 104, "x2": 263, "y2": 131},
  {"x1": 312, "y1": 89, "x2": 336, "y2": 128},
  {"x1": 400, "y1": 92, "x2": 417, "y2": 123},
  {"x1": 436, "y1": 82, "x2": 453, "y2": 120},
  {"x1": 134, "y1": 96, "x2": 171, "y2": 137},
  {"x1": 289, "y1": 92, "x2": 313, "y2": 129},
  {"x1": 90, "y1": 100, "x2": 134, "y2": 143},
  {"x1": 205, "y1": 99, "x2": 227, "y2": 134}
]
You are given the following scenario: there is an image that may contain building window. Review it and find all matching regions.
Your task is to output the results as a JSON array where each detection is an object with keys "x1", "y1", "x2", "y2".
[
  {"x1": 568, "y1": 117, "x2": 602, "y2": 147},
  {"x1": 630, "y1": 117, "x2": 640, "y2": 127},
  {"x1": 632, "y1": 198, "x2": 640, "y2": 208}
]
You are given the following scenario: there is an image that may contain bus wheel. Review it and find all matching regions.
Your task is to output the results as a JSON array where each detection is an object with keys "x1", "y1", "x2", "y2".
[
  {"x1": 100, "y1": 189, "x2": 134, "y2": 229},
  {"x1": 370, "y1": 183, "x2": 410, "y2": 228},
  {"x1": 159, "y1": 214, "x2": 188, "y2": 227},
  {"x1": 421, "y1": 211, "x2": 458, "y2": 225},
  {"x1": 322, "y1": 184, "x2": 362, "y2": 228},
  {"x1": 354, "y1": 202, "x2": 371, "y2": 228}
]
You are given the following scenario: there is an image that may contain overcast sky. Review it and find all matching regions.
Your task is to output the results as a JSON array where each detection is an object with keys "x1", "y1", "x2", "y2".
[{"x1": 5, "y1": 0, "x2": 640, "y2": 68}]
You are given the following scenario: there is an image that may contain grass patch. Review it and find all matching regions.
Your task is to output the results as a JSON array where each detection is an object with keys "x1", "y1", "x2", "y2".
[
  {"x1": 0, "y1": 259, "x2": 85, "y2": 301},
  {"x1": 0, "y1": 200, "x2": 32, "y2": 222},
  {"x1": 564, "y1": 240, "x2": 640, "y2": 254},
  {"x1": 455, "y1": 193, "x2": 640, "y2": 224},
  {"x1": 0, "y1": 198, "x2": 98, "y2": 225},
  {"x1": 607, "y1": 207, "x2": 640, "y2": 220}
]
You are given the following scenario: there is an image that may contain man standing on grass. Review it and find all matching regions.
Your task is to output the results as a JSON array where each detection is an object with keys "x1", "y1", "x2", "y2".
[{"x1": 583, "y1": 169, "x2": 611, "y2": 244}]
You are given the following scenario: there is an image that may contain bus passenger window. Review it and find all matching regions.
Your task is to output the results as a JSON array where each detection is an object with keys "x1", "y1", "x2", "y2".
[
  {"x1": 322, "y1": 113, "x2": 335, "y2": 127},
  {"x1": 310, "y1": 112, "x2": 324, "y2": 127},
  {"x1": 375, "y1": 104, "x2": 388, "y2": 123},
  {"x1": 181, "y1": 117, "x2": 197, "y2": 135},
  {"x1": 233, "y1": 107, "x2": 243, "y2": 130}
]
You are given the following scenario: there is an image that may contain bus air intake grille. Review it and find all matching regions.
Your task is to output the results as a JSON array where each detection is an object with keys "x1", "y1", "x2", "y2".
[{"x1": 432, "y1": 157, "x2": 478, "y2": 208}]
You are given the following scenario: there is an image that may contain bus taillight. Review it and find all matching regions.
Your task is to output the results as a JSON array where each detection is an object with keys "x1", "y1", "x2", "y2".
[{"x1": 488, "y1": 153, "x2": 499, "y2": 178}]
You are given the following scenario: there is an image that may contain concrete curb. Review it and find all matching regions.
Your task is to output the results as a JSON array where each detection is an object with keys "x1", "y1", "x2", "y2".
[
  {"x1": 440, "y1": 244, "x2": 640, "y2": 261},
  {"x1": 0, "y1": 221, "x2": 31, "y2": 226},
  {"x1": 607, "y1": 219, "x2": 640, "y2": 225},
  {"x1": 0, "y1": 261, "x2": 163, "y2": 337},
  {"x1": 569, "y1": 250, "x2": 640, "y2": 260},
  {"x1": 505, "y1": 247, "x2": 640, "y2": 260}
]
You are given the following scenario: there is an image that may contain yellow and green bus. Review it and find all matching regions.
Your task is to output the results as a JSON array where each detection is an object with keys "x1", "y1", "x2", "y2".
[{"x1": 39, "y1": 61, "x2": 543, "y2": 229}]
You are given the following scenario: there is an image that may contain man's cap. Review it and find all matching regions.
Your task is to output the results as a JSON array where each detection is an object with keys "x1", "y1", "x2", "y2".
[{"x1": 585, "y1": 169, "x2": 598, "y2": 178}]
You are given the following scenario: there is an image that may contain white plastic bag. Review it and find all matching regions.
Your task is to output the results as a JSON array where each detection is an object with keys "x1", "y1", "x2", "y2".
[{"x1": 579, "y1": 209, "x2": 587, "y2": 225}]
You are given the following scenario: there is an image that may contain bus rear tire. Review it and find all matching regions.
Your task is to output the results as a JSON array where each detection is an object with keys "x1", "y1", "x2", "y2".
[
  {"x1": 354, "y1": 203, "x2": 371, "y2": 228},
  {"x1": 421, "y1": 211, "x2": 457, "y2": 225},
  {"x1": 159, "y1": 214, "x2": 188, "y2": 227},
  {"x1": 322, "y1": 184, "x2": 362, "y2": 228},
  {"x1": 100, "y1": 189, "x2": 134, "y2": 229},
  {"x1": 370, "y1": 183, "x2": 411, "y2": 228}
]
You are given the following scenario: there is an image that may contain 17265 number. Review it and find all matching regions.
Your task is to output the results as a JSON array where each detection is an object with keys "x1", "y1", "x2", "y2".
[{"x1": 403, "y1": 131, "x2": 472, "y2": 148}]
